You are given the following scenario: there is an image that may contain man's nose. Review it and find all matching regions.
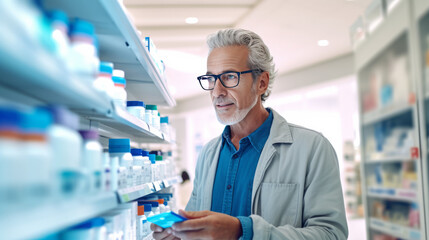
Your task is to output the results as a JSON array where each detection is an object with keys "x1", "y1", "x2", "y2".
[{"x1": 211, "y1": 78, "x2": 227, "y2": 98}]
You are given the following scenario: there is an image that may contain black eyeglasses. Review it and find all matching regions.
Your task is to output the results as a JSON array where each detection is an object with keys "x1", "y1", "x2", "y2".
[{"x1": 197, "y1": 69, "x2": 261, "y2": 90}]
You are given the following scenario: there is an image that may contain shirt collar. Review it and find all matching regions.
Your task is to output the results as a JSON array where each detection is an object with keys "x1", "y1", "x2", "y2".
[{"x1": 220, "y1": 108, "x2": 273, "y2": 153}]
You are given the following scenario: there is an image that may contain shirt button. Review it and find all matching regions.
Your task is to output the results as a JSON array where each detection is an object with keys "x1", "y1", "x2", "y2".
[
  {"x1": 232, "y1": 154, "x2": 238, "y2": 159},
  {"x1": 227, "y1": 184, "x2": 232, "y2": 190}
]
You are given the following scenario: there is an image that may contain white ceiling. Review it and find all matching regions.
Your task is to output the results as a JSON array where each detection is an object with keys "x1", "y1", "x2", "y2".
[{"x1": 123, "y1": 0, "x2": 371, "y2": 101}]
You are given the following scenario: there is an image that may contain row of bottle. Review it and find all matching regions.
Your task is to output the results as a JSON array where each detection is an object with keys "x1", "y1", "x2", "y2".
[
  {"x1": 366, "y1": 161, "x2": 417, "y2": 190},
  {"x1": 0, "y1": 1, "x2": 168, "y2": 120},
  {"x1": 107, "y1": 138, "x2": 176, "y2": 191},
  {"x1": 364, "y1": 112, "x2": 414, "y2": 158},
  {"x1": 0, "y1": 105, "x2": 105, "y2": 213},
  {"x1": 37, "y1": 193, "x2": 177, "y2": 240},
  {"x1": 370, "y1": 199, "x2": 420, "y2": 229},
  {"x1": 126, "y1": 101, "x2": 170, "y2": 135},
  {"x1": 0, "y1": 104, "x2": 176, "y2": 213}
]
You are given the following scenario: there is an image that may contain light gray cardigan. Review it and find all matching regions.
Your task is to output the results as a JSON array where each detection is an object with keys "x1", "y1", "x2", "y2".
[{"x1": 186, "y1": 108, "x2": 348, "y2": 239}]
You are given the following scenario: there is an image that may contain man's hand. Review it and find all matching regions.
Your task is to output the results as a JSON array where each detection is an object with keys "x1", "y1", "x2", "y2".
[
  {"x1": 151, "y1": 223, "x2": 180, "y2": 240},
  {"x1": 170, "y1": 210, "x2": 242, "y2": 240}
]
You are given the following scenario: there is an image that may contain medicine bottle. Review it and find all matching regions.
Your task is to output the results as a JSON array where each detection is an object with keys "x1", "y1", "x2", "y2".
[
  {"x1": 47, "y1": 10, "x2": 70, "y2": 63},
  {"x1": 21, "y1": 108, "x2": 53, "y2": 205},
  {"x1": 69, "y1": 19, "x2": 99, "y2": 79},
  {"x1": 94, "y1": 61, "x2": 115, "y2": 98},
  {"x1": 160, "y1": 116, "x2": 169, "y2": 136},
  {"x1": 46, "y1": 106, "x2": 82, "y2": 198},
  {"x1": 109, "y1": 139, "x2": 133, "y2": 188},
  {"x1": 112, "y1": 70, "x2": 127, "y2": 109},
  {"x1": 131, "y1": 148, "x2": 144, "y2": 186},
  {"x1": 110, "y1": 156, "x2": 119, "y2": 191},
  {"x1": 149, "y1": 153, "x2": 157, "y2": 182},
  {"x1": 142, "y1": 203, "x2": 154, "y2": 235},
  {"x1": 137, "y1": 205, "x2": 148, "y2": 239},
  {"x1": 79, "y1": 130, "x2": 103, "y2": 193},
  {"x1": 127, "y1": 101, "x2": 145, "y2": 121},
  {"x1": 142, "y1": 150, "x2": 152, "y2": 184},
  {"x1": 0, "y1": 107, "x2": 21, "y2": 212},
  {"x1": 144, "y1": 105, "x2": 152, "y2": 126}
]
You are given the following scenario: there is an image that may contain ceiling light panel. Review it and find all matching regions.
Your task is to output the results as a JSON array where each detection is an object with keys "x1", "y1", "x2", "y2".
[{"x1": 126, "y1": 7, "x2": 249, "y2": 27}]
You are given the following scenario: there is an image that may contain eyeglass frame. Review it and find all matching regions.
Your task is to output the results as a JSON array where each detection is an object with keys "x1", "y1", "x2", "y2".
[{"x1": 197, "y1": 69, "x2": 262, "y2": 90}]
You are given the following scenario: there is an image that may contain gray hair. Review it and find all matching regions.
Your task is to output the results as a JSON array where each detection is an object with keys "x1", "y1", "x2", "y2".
[{"x1": 207, "y1": 28, "x2": 276, "y2": 102}]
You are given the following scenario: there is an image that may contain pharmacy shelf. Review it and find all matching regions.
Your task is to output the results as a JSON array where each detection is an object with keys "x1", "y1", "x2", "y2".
[
  {"x1": 369, "y1": 217, "x2": 421, "y2": 240},
  {"x1": 0, "y1": 34, "x2": 112, "y2": 115},
  {"x1": 367, "y1": 187, "x2": 418, "y2": 202},
  {"x1": 362, "y1": 101, "x2": 413, "y2": 125},
  {"x1": 43, "y1": 0, "x2": 176, "y2": 107},
  {"x1": 366, "y1": 150, "x2": 418, "y2": 163},
  {"x1": 85, "y1": 105, "x2": 169, "y2": 143},
  {"x1": 414, "y1": 0, "x2": 429, "y2": 22},
  {"x1": 355, "y1": 0, "x2": 410, "y2": 71},
  {"x1": 0, "y1": 192, "x2": 118, "y2": 240},
  {"x1": 117, "y1": 176, "x2": 181, "y2": 203}
]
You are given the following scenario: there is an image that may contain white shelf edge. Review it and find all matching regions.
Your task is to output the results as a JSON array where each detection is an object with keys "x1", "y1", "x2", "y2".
[
  {"x1": 116, "y1": 177, "x2": 181, "y2": 203},
  {"x1": 362, "y1": 101, "x2": 413, "y2": 125},
  {"x1": 0, "y1": 192, "x2": 118, "y2": 239},
  {"x1": 100, "y1": 0, "x2": 176, "y2": 107},
  {"x1": 365, "y1": 153, "x2": 415, "y2": 163},
  {"x1": 367, "y1": 187, "x2": 418, "y2": 202},
  {"x1": 369, "y1": 217, "x2": 421, "y2": 240},
  {"x1": 0, "y1": 34, "x2": 112, "y2": 115}
]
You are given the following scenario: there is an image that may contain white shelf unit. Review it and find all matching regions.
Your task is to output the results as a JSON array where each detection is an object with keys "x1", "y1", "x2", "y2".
[
  {"x1": 0, "y1": 0, "x2": 179, "y2": 239},
  {"x1": 0, "y1": 193, "x2": 118, "y2": 240},
  {"x1": 362, "y1": 102, "x2": 413, "y2": 125},
  {"x1": 117, "y1": 176, "x2": 181, "y2": 203},
  {"x1": 414, "y1": 1, "x2": 429, "y2": 237},
  {"x1": 366, "y1": 151, "x2": 417, "y2": 163},
  {"x1": 43, "y1": 0, "x2": 176, "y2": 107},
  {"x1": 369, "y1": 217, "x2": 421, "y2": 240},
  {"x1": 354, "y1": 1, "x2": 427, "y2": 239},
  {"x1": 367, "y1": 187, "x2": 418, "y2": 202}
]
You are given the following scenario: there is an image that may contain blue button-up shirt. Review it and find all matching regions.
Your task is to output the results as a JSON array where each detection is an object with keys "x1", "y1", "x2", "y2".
[{"x1": 211, "y1": 109, "x2": 273, "y2": 240}]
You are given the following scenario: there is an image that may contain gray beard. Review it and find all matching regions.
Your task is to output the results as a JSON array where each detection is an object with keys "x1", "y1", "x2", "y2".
[{"x1": 215, "y1": 90, "x2": 259, "y2": 126}]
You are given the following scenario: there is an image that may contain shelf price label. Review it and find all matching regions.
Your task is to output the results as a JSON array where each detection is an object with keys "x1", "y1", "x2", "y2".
[
  {"x1": 153, "y1": 182, "x2": 162, "y2": 191},
  {"x1": 410, "y1": 147, "x2": 419, "y2": 159}
]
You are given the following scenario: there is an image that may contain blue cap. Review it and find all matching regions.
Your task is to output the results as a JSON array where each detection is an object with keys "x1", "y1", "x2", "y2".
[
  {"x1": 90, "y1": 217, "x2": 105, "y2": 227},
  {"x1": 47, "y1": 10, "x2": 69, "y2": 26},
  {"x1": 149, "y1": 154, "x2": 156, "y2": 163},
  {"x1": 127, "y1": 101, "x2": 145, "y2": 107},
  {"x1": 143, "y1": 204, "x2": 152, "y2": 212},
  {"x1": 70, "y1": 220, "x2": 92, "y2": 229},
  {"x1": 70, "y1": 18, "x2": 95, "y2": 36},
  {"x1": 99, "y1": 62, "x2": 113, "y2": 74},
  {"x1": 160, "y1": 116, "x2": 169, "y2": 124},
  {"x1": 0, "y1": 107, "x2": 20, "y2": 129},
  {"x1": 109, "y1": 138, "x2": 131, "y2": 153},
  {"x1": 142, "y1": 150, "x2": 149, "y2": 157},
  {"x1": 112, "y1": 76, "x2": 126, "y2": 86},
  {"x1": 20, "y1": 108, "x2": 52, "y2": 133},
  {"x1": 131, "y1": 148, "x2": 142, "y2": 156}
]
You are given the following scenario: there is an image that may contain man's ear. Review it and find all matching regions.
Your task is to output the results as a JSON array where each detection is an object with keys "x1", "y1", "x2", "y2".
[{"x1": 257, "y1": 71, "x2": 269, "y2": 95}]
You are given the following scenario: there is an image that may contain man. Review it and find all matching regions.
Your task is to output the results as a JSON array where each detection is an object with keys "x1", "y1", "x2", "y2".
[{"x1": 152, "y1": 29, "x2": 348, "y2": 240}]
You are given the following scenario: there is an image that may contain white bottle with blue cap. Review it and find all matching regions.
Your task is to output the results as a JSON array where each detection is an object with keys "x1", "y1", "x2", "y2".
[
  {"x1": 109, "y1": 139, "x2": 133, "y2": 189},
  {"x1": 131, "y1": 148, "x2": 144, "y2": 186},
  {"x1": 142, "y1": 150, "x2": 152, "y2": 184},
  {"x1": 112, "y1": 70, "x2": 128, "y2": 110}
]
